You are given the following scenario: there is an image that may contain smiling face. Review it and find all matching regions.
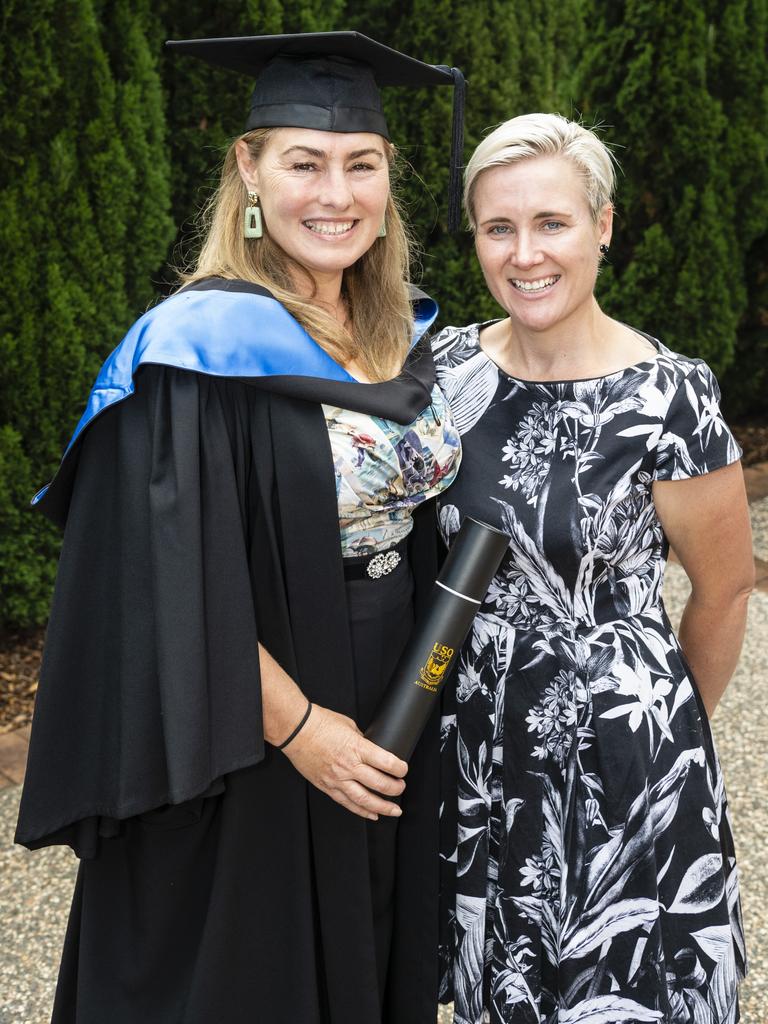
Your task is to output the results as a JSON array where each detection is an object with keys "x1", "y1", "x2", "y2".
[
  {"x1": 236, "y1": 127, "x2": 390, "y2": 293},
  {"x1": 473, "y1": 155, "x2": 612, "y2": 335}
]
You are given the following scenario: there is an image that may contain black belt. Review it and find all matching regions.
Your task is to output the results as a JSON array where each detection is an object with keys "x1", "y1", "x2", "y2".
[{"x1": 342, "y1": 538, "x2": 408, "y2": 581}]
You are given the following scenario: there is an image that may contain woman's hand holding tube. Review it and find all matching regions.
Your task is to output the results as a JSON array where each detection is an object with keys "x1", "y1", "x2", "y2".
[
  {"x1": 259, "y1": 642, "x2": 407, "y2": 820},
  {"x1": 282, "y1": 706, "x2": 407, "y2": 820}
]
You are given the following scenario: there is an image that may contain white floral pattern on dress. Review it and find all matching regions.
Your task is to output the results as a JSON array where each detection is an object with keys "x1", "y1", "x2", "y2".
[{"x1": 433, "y1": 322, "x2": 746, "y2": 1024}]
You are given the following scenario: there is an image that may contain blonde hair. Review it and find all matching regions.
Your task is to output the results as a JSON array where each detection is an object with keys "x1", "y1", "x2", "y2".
[
  {"x1": 464, "y1": 113, "x2": 617, "y2": 230},
  {"x1": 182, "y1": 129, "x2": 414, "y2": 382}
]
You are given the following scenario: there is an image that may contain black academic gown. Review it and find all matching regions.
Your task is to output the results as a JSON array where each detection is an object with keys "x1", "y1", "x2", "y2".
[{"x1": 15, "y1": 281, "x2": 443, "y2": 1024}]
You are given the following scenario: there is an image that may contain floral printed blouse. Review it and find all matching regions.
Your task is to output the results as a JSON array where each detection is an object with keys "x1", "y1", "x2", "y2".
[{"x1": 323, "y1": 383, "x2": 460, "y2": 557}]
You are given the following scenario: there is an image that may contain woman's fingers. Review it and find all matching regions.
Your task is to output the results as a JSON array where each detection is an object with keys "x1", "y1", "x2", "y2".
[
  {"x1": 358, "y1": 738, "x2": 408, "y2": 779},
  {"x1": 336, "y1": 779, "x2": 402, "y2": 818},
  {"x1": 354, "y1": 763, "x2": 406, "y2": 797},
  {"x1": 327, "y1": 738, "x2": 406, "y2": 799},
  {"x1": 326, "y1": 788, "x2": 380, "y2": 822}
]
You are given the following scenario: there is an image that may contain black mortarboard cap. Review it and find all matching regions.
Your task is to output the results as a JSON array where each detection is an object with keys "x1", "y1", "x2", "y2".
[{"x1": 166, "y1": 31, "x2": 466, "y2": 232}]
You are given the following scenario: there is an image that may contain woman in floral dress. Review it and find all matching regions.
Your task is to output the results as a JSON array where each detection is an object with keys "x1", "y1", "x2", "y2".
[{"x1": 433, "y1": 114, "x2": 753, "y2": 1024}]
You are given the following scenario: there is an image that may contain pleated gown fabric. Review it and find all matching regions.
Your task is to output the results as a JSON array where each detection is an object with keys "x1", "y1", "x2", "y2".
[
  {"x1": 18, "y1": 361, "x2": 444, "y2": 1024},
  {"x1": 52, "y1": 557, "x2": 417, "y2": 1024}
]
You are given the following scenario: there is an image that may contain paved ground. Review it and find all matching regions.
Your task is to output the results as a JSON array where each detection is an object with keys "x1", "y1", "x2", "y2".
[{"x1": 2, "y1": 465, "x2": 767, "y2": 1023}]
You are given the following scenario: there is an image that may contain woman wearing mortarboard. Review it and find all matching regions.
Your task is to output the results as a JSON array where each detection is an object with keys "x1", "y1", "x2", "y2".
[{"x1": 15, "y1": 33, "x2": 465, "y2": 1024}]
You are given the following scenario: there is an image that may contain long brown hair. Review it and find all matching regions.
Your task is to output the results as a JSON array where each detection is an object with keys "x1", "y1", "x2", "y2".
[{"x1": 181, "y1": 129, "x2": 415, "y2": 382}]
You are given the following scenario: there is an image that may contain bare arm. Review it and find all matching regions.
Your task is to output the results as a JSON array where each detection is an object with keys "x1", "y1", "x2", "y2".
[
  {"x1": 653, "y1": 462, "x2": 754, "y2": 717},
  {"x1": 258, "y1": 643, "x2": 407, "y2": 820}
]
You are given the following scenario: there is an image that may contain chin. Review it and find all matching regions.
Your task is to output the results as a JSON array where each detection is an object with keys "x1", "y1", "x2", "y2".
[
  {"x1": 293, "y1": 251, "x2": 347, "y2": 274},
  {"x1": 504, "y1": 307, "x2": 560, "y2": 333},
  {"x1": 521, "y1": 314, "x2": 563, "y2": 333},
  {"x1": 305, "y1": 244, "x2": 374, "y2": 274},
  {"x1": 505, "y1": 294, "x2": 579, "y2": 334}
]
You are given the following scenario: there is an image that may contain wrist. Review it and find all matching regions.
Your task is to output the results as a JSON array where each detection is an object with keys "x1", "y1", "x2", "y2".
[
  {"x1": 263, "y1": 688, "x2": 309, "y2": 746},
  {"x1": 275, "y1": 700, "x2": 313, "y2": 750}
]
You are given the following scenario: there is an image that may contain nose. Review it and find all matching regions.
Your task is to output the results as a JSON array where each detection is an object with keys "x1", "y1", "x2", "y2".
[
  {"x1": 510, "y1": 230, "x2": 543, "y2": 269},
  {"x1": 318, "y1": 167, "x2": 354, "y2": 209}
]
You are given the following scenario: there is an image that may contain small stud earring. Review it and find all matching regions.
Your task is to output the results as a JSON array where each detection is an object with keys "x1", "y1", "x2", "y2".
[
  {"x1": 599, "y1": 243, "x2": 609, "y2": 255},
  {"x1": 244, "y1": 191, "x2": 263, "y2": 238},
  {"x1": 378, "y1": 219, "x2": 387, "y2": 238}
]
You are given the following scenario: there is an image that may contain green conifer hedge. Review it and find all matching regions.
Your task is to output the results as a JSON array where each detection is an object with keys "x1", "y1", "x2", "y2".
[
  {"x1": 0, "y1": 1, "x2": 766, "y2": 629},
  {"x1": 0, "y1": 1, "x2": 174, "y2": 627},
  {"x1": 712, "y1": 0, "x2": 768, "y2": 416},
  {"x1": 577, "y1": 0, "x2": 768, "y2": 385}
]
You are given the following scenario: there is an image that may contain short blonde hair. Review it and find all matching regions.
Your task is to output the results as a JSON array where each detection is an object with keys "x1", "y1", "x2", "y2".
[{"x1": 464, "y1": 113, "x2": 617, "y2": 229}]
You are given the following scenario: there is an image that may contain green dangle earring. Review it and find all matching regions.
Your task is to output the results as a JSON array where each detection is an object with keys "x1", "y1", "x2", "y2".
[{"x1": 244, "y1": 191, "x2": 263, "y2": 238}]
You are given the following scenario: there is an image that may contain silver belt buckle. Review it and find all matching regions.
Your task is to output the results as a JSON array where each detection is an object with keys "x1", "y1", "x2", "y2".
[{"x1": 366, "y1": 550, "x2": 402, "y2": 579}]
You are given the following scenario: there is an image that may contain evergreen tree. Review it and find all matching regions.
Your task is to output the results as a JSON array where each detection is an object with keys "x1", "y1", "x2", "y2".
[
  {"x1": 345, "y1": 0, "x2": 587, "y2": 327},
  {"x1": 711, "y1": 0, "x2": 768, "y2": 417},
  {"x1": 6, "y1": 1, "x2": 765, "y2": 629},
  {"x1": 576, "y1": 0, "x2": 751, "y2": 375},
  {"x1": 724, "y1": 233, "x2": 768, "y2": 419},
  {"x1": 516, "y1": 0, "x2": 587, "y2": 120},
  {"x1": 0, "y1": 0, "x2": 171, "y2": 628},
  {"x1": 0, "y1": 0, "x2": 123, "y2": 626},
  {"x1": 97, "y1": 0, "x2": 176, "y2": 311}
]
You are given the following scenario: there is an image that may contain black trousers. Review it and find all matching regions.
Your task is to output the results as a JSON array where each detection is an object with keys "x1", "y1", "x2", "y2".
[{"x1": 344, "y1": 555, "x2": 415, "y2": 1001}]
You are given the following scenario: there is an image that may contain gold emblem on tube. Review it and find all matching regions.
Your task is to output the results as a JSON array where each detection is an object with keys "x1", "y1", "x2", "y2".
[{"x1": 416, "y1": 643, "x2": 455, "y2": 691}]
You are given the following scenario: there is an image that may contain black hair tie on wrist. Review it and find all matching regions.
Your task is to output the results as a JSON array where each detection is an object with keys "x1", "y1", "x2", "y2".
[{"x1": 277, "y1": 700, "x2": 313, "y2": 750}]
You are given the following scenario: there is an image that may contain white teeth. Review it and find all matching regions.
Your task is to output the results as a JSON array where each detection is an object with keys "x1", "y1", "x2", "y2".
[
  {"x1": 512, "y1": 276, "x2": 559, "y2": 292},
  {"x1": 305, "y1": 221, "x2": 354, "y2": 235}
]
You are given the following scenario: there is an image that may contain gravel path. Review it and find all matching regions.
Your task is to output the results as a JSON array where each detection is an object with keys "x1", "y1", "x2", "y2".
[
  {"x1": 1, "y1": 564, "x2": 765, "y2": 1023},
  {"x1": 751, "y1": 496, "x2": 768, "y2": 564}
]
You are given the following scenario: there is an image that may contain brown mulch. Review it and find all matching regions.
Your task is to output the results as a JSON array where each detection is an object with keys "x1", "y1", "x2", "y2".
[
  {"x1": 1, "y1": 422, "x2": 767, "y2": 735},
  {"x1": 734, "y1": 419, "x2": 768, "y2": 467},
  {"x1": 0, "y1": 629, "x2": 43, "y2": 735}
]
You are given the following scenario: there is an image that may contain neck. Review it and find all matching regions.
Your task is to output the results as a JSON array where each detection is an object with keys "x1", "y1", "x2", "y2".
[
  {"x1": 503, "y1": 298, "x2": 610, "y2": 379},
  {"x1": 291, "y1": 267, "x2": 349, "y2": 327}
]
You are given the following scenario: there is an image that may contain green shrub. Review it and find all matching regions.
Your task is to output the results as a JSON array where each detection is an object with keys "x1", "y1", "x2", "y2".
[{"x1": 0, "y1": 0, "x2": 172, "y2": 629}]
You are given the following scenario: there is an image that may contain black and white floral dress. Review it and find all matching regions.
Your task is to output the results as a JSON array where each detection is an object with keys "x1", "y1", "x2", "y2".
[{"x1": 433, "y1": 323, "x2": 747, "y2": 1024}]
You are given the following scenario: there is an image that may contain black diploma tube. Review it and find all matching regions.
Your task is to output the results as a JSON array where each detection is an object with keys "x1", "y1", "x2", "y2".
[{"x1": 365, "y1": 516, "x2": 508, "y2": 762}]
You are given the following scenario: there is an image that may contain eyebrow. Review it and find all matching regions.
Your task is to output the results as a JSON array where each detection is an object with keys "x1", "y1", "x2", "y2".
[
  {"x1": 478, "y1": 211, "x2": 572, "y2": 226},
  {"x1": 280, "y1": 145, "x2": 385, "y2": 160}
]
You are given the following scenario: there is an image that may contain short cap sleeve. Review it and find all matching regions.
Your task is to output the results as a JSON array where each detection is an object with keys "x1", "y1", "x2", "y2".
[{"x1": 653, "y1": 361, "x2": 742, "y2": 481}]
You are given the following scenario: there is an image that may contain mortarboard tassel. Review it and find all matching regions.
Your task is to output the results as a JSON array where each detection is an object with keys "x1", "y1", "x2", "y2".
[{"x1": 447, "y1": 66, "x2": 466, "y2": 233}]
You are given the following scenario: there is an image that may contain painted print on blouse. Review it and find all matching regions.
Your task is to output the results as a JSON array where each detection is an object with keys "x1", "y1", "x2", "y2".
[
  {"x1": 324, "y1": 382, "x2": 461, "y2": 557},
  {"x1": 433, "y1": 322, "x2": 746, "y2": 1024}
]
